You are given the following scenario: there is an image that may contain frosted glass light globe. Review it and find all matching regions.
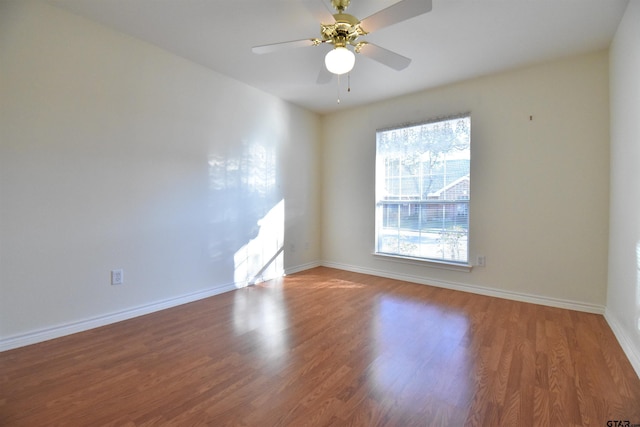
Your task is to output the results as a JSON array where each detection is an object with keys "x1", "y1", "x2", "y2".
[{"x1": 325, "y1": 47, "x2": 355, "y2": 75}]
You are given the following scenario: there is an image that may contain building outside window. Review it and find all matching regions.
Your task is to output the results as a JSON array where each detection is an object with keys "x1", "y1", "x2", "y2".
[{"x1": 375, "y1": 114, "x2": 471, "y2": 264}]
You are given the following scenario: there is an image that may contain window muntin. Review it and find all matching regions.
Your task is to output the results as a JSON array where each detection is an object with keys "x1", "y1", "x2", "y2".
[{"x1": 375, "y1": 115, "x2": 471, "y2": 264}]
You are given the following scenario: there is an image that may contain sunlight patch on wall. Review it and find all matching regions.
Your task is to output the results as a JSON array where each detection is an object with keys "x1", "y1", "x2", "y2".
[
  {"x1": 207, "y1": 136, "x2": 282, "y2": 284},
  {"x1": 234, "y1": 199, "x2": 285, "y2": 287}
]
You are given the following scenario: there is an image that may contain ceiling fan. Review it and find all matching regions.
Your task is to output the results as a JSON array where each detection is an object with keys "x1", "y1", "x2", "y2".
[{"x1": 252, "y1": 0, "x2": 433, "y2": 81}]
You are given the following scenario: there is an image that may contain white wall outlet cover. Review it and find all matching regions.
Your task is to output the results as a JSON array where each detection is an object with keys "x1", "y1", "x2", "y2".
[{"x1": 111, "y1": 269, "x2": 123, "y2": 285}]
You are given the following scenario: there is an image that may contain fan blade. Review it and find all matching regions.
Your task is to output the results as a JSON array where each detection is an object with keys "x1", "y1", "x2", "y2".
[
  {"x1": 303, "y1": 0, "x2": 335, "y2": 24},
  {"x1": 315, "y1": 42, "x2": 334, "y2": 84},
  {"x1": 360, "y1": 0, "x2": 432, "y2": 33},
  {"x1": 317, "y1": 64, "x2": 333, "y2": 84},
  {"x1": 357, "y1": 42, "x2": 411, "y2": 70},
  {"x1": 252, "y1": 39, "x2": 319, "y2": 55}
]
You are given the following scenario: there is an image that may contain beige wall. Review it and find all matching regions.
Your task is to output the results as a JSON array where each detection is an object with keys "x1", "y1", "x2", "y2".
[
  {"x1": 0, "y1": 1, "x2": 321, "y2": 346},
  {"x1": 321, "y1": 51, "x2": 610, "y2": 311},
  {"x1": 607, "y1": 0, "x2": 640, "y2": 376}
]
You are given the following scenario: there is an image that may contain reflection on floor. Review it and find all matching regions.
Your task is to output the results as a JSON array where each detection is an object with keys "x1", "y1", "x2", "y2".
[{"x1": 1, "y1": 267, "x2": 639, "y2": 425}]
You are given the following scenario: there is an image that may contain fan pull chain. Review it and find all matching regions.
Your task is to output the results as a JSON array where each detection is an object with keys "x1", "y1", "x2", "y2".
[{"x1": 336, "y1": 74, "x2": 351, "y2": 104}]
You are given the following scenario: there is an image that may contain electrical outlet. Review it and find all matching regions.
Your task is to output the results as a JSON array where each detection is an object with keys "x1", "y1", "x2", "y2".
[
  {"x1": 111, "y1": 269, "x2": 123, "y2": 285},
  {"x1": 476, "y1": 256, "x2": 486, "y2": 267}
]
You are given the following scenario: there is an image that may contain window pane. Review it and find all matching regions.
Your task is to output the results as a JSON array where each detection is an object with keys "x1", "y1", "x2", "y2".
[{"x1": 375, "y1": 116, "x2": 470, "y2": 263}]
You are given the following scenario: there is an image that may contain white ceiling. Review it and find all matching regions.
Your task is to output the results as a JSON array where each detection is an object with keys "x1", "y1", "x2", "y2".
[{"x1": 46, "y1": 0, "x2": 629, "y2": 114}]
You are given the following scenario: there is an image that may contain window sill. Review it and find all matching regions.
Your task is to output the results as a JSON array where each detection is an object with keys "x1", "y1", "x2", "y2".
[{"x1": 372, "y1": 252, "x2": 473, "y2": 272}]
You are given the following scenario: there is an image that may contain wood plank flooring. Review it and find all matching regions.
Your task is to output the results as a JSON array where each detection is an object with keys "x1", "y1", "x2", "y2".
[{"x1": 1, "y1": 267, "x2": 639, "y2": 426}]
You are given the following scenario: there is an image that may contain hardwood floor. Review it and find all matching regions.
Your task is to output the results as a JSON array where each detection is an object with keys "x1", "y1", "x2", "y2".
[{"x1": 1, "y1": 267, "x2": 639, "y2": 426}]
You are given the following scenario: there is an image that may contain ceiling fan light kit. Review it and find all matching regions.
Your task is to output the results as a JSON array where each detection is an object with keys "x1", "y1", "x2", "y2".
[
  {"x1": 325, "y1": 46, "x2": 355, "y2": 74},
  {"x1": 252, "y1": 0, "x2": 432, "y2": 81}
]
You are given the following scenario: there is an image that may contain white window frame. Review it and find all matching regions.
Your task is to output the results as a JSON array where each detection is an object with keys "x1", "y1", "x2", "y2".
[{"x1": 374, "y1": 114, "x2": 471, "y2": 269}]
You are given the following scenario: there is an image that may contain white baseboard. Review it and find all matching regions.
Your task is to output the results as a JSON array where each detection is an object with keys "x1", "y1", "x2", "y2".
[
  {"x1": 604, "y1": 309, "x2": 640, "y2": 379},
  {"x1": 0, "y1": 282, "x2": 239, "y2": 352},
  {"x1": 324, "y1": 261, "x2": 640, "y2": 379},
  {"x1": 0, "y1": 261, "x2": 323, "y2": 353},
  {"x1": 285, "y1": 260, "x2": 321, "y2": 276},
  {"x1": 320, "y1": 260, "x2": 606, "y2": 314},
  {"x1": 1, "y1": 260, "x2": 611, "y2": 354}
]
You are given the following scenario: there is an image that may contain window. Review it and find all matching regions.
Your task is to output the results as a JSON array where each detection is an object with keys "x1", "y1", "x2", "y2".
[{"x1": 375, "y1": 114, "x2": 471, "y2": 264}]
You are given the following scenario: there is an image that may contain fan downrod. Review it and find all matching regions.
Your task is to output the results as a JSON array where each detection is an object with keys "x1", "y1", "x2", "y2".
[{"x1": 331, "y1": 0, "x2": 351, "y2": 13}]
